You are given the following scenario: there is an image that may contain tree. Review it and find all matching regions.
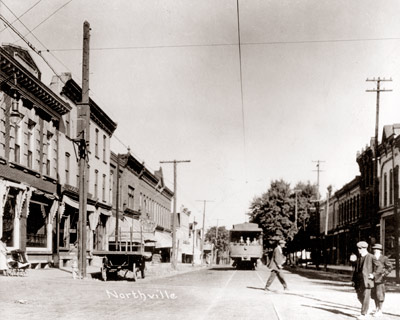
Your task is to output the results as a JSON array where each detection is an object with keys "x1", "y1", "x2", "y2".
[
  {"x1": 205, "y1": 226, "x2": 229, "y2": 251},
  {"x1": 248, "y1": 179, "x2": 318, "y2": 252}
]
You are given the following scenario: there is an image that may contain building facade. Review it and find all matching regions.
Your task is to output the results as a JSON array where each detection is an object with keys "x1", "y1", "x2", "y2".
[
  {"x1": 50, "y1": 73, "x2": 117, "y2": 264},
  {"x1": 109, "y1": 151, "x2": 173, "y2": 260},
  {"x1": 176, "y1": 206, "x2": 202, "y2": 264},
  {"x1": 378, "y1": 124, "x2": 400, "y2": 259},
  {"x1": 0, "y1": 44, "x2": 70, "y2": 266}
]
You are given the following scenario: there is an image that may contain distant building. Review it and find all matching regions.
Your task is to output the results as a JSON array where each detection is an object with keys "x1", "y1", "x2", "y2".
[
  {"x1": 109, "y1": 151, "x2": 173, "y2": 260},
  {"x1": 0, "y1": 44, "x2": 70, "y2": 266},
  {"x1": 176, "y1": 206, "x2": 201, "y2": 264}
]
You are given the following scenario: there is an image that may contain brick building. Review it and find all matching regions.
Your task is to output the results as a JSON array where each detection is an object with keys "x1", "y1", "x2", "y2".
[
  {"x1": 109, "y1": 151, "x2": 173, "y2": 260},
  {"x1": 0, "y1": 44, "x2": 70, "y2": 266},
  {"x1": 50, "y1": 72, "x2": 117, "y2": 265}
]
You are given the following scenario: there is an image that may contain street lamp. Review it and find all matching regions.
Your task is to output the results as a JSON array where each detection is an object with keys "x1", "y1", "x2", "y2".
[
  {"x1": 1, "y1": 73, "x2": 24, "y2": 125},
  {"x1": 10, "y1": 90, "x2": 24, "y2": 125}
]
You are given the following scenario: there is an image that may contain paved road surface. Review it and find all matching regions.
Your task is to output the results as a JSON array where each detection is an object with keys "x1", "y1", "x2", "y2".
[{"x1": 1, "y1": 265, "x2": 399, "y2": 320}]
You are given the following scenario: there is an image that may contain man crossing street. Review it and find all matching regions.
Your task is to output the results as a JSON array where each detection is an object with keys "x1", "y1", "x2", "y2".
[{"x1": 264, "y1": 239, "x2": 288, "y2": 291}]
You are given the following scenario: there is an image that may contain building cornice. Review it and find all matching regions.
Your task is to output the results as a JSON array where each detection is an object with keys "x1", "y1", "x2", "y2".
[
  {"x1": 0, "y1": 47, "x2": 71, "y2": 118},
  {"x1": 60, "y1": 78, "x2": 117, "y2": 136}
]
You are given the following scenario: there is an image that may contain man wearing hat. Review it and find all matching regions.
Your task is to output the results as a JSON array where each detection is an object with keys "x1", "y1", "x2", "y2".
[
  {"x1": 352, "y1": 241, "x2": 381, "y2": 320},
  {"x1": 371, "y1": 243, "x2": 392, "y2": 317},
  {"x1": 264, "y1": 239, "x2": 288, "y2": 291}
]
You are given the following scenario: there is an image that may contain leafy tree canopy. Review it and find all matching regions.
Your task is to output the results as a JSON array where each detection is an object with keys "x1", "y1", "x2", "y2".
[
  {"x1": 205, "y1": 226, "x2": 229, "y2": 251},
  {"x1": 248, "y1": 179, "x2": 318, "y2": 251}
]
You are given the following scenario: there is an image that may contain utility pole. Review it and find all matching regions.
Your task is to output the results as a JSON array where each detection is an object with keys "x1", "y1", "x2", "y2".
[
  {"x1": 390, "y1": 132, "x2": 399, "y2": 283},
  {"x1": 312, "y1": 160, "x2": 325, "y2": 200},
  {"x1": 312, "y1": 160, "x2": 324, "y2": 270},
  {"x1": 293, "y1": 189, "x2": 301, "y2": 230},
  {"x1": 367, "y1": 77, "x2": 392, "y2": 237},
  {"x1": 192, "y1": 216, "x2": 196, "y2": 266},
  {"x1": 214, "y1": 218, "x2": 223, "y2": 265},
  {"x1": 197, "y1": 200, "x2": 214, "y2": 265},
  {"x1": 115, "y1": 153, "x2": 121, "y2": 251},
  {"x1": 76, "y1": 21, "x2": 91, "y2": 279},
  {"x1": 324, "y1": 185, "x2": 332, "y2": 271},
  {"x1": 160, "y1": 159, "x2": 190, "y2": 270}
]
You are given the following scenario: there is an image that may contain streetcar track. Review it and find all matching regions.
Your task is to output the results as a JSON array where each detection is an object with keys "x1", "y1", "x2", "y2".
[
  {"x1": 256, "y1": 269, "x2": 282, "y2": 320},
  {"x1": 200, "y1": 269, "x2": 237, "y2": 320}
]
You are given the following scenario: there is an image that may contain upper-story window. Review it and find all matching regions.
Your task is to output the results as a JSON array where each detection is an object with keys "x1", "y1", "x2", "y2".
[
  {"x1": 27, "y1": 120, "x2": 35, "y2": 169},
  {"x1": 109, "y1": 170, "x2": 114, "y2": 203},
  {"x1": 95, "y1": 128, "x2": 99, "y2": 158},
  {"x1": 46, "y1": 131, "x2": 53, "y2": 176},
  {"x1": 65, "y1": 152, "x2": 70, "y2": 185},
  {"x1": 103, "y1": 135, "x2": 106, "y2": 162},
  {"x1": 102, "y1": 174, "x2": 106, "y2": 202},
  {"x1": 128, "y1": 186, "x2": 135, "y2": 210},
  {"x1": 94, "y1": 169, "x2": 98, "y2": 199},
  {"x1": 65, "y1": 112, "x2": 71, "y2": 137},
  {"x1": 14, "y1": 124, "x2": 21, "y2": 163}
]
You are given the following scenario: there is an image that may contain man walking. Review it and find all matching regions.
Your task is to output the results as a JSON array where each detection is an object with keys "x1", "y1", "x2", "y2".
[
  {"x1": 352, "y1": 241, "x2": 381, "y2": 320},
  {"x1": 265, "y1": 239, "x2": 287, "y2": 291},
  {"x1": 371, "y1": 243, "x2": 392, "y2": 317}
]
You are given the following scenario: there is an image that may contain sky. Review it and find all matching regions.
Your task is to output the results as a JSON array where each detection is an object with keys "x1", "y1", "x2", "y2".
[{"x1": 1, "y1": 0, "x2": 400, "y2": 230}]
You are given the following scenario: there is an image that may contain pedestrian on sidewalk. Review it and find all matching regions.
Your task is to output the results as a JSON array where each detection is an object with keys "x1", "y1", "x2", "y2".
[
  {"x1": 351, "y1": 241, "x2": 381, "y2": 320},
  {"x1": 0, "y1": 237, "x2": 8, "y2": 276},
  {"x1": 371, "y1": 243, "x2": 392, "y2": 317},
  {"x1": 264, "y1": 239, "x2": 288, "y2": 291}
]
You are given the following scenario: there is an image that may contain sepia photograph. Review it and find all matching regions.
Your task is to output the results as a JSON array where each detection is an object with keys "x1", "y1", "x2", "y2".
[{"x1": 0, "y1": 1, "x2": 400, "y2": 319}]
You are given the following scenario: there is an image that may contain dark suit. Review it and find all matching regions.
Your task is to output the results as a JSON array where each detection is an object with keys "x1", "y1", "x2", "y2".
[
  {"x1": 352, "y1": 253, "x2": 381, "y2": 316},
  {"x1": 265, "y1": 245, "x2": 287, "y2": 289},
  {"x1": 372, "y1": 254, "x2": 392, "y2": 307}
]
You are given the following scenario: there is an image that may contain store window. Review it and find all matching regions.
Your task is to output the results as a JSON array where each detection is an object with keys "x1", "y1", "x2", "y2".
[{"x1": 27, "y1": 201, "x2": 47, "y2": 248}]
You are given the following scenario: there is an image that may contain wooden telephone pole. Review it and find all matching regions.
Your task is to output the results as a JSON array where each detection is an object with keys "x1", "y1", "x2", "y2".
[
  {"x1": 197, "y1": 200, "x2": 214, "y2": 265},
  {"x1": 77, "y1": 21, "x2": 91, "y2": 279},
  {"x1": 366, "y1": 78, "x2": 392, "y2": 239},
  {"x1": 160, "y1": 159, "x2": 190, "y2": 270}
]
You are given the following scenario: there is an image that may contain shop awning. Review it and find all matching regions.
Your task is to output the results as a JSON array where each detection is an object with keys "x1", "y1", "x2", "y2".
[
  {"x1": 155, "y1": 231, "x2": 172, "y2": 248},
  {"x1": 63, "y1": 195, "x2": 95, "y2": 212},
  {"x1": 98, "y1": 207, "x2": 112, "y2": 216}
]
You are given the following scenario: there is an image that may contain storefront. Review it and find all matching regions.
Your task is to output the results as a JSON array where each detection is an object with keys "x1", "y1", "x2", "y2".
[
  {"x1": 0, "y1": 180, "x2": 58, "y2": 265},
  {"x1": 57, "y1": 194, "x2": 112, "y2": 263},
  {"x1": 155, "y1": 231, "x2": 172, "y2": 262},
  {"x1": 381, "y1": 213, "x2": 399, "y2": 258}
]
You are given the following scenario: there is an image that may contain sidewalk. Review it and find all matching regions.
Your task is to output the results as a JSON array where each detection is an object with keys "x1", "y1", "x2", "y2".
[{"x1": 298, "y1": 263, "x2": 400, "y2": 283}]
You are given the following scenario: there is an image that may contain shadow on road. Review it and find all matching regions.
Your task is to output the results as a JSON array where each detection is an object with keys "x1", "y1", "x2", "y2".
[
  {"x1": 246, "y1": 286, "x2": 265, "y2": 291},
  {"x1": 282, "y1": 291, "x2": 400, "y2": 318},
  {"x1": 208, "y1": 267, "x2": 235, "y2": 271},
  {"x1": 288, "y1": 266, "x2": 400, "y2": 294},
  {"x1": 301, "y1": 304, "x2": 356, "y2": 318}
]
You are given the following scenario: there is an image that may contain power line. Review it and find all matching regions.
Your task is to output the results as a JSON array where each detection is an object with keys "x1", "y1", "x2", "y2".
[
  {"x1": 13, "y1": 0, "x2": 73, "y2": 39},
  {"x1": 0, "y1": 0, "x2": 42, "y2": 34},
  {"x1": 236, "y1": 0, "x2": 246, "y2": 158},
  {"x1": 0, "y1": 4, "x2": 66, "y2": 84},
  {"x1": 41, "y1": 36, "x2": 400, "y2": 52}
]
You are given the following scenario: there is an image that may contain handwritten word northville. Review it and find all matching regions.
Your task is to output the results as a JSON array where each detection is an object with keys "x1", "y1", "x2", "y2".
[{"x1": 106, "y1": 290, "x2": 177, "y2": 301}]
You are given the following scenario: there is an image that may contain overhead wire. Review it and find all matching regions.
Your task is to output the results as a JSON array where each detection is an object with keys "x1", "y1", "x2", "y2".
[
  {"x1": 0, "y1": 0, "x2": 42, "y2": 34},
  {"x1": 21, "y1": 0, "x2": 73, "y2": 38},
  {"x1": 0, "y1": 0, "x2": 73, "y2": 84},
  {"x1": 42, "y1": 37, "x2": 400, "y2": 52}
]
